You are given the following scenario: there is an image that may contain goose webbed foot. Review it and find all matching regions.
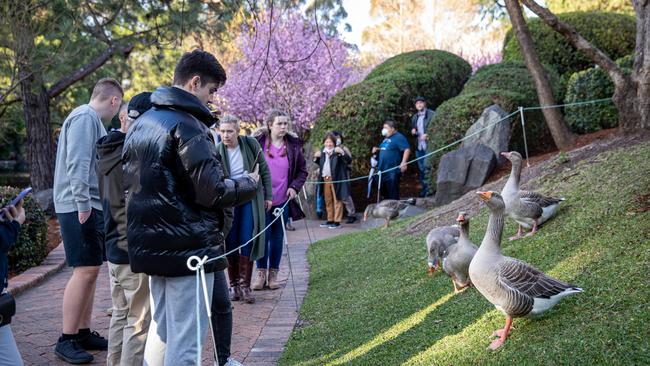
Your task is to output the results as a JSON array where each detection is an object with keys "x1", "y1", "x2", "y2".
[
  {"x1": 488, "y1": 316, "x2": 513, "y2": 350},
  {"x1": 509, "y1": 226, "x2": 524, "y2": 241},
  {"x1": 525, "y1": 221, "x2": 539, "y2": 237},
  {"x1": 383, "y1": 218, "x2": 390, "y2": 228}
]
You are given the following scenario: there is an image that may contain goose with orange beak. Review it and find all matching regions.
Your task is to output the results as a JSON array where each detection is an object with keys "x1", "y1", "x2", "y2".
[
  {"x1": 500, "y1": 151, "x2": 564, "y2": 240},
  {"x1": 469, "y1": 191, "x2": 582, "y2": 350}
]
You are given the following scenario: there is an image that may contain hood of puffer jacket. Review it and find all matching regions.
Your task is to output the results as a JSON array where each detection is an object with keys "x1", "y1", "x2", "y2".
[
  {"x1": 96, "y1": 130, "x2": 126, "y2": 177},
  {"x1": 150, "y1": 86, "x2": 213, "y2": 126}
]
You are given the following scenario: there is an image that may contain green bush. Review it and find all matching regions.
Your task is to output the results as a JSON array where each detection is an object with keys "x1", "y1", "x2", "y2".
[
  {"x1": 503, "y1": 12, "x2": 636, "y2": 79},
  {"x1": 312, "y1": 50, "x2": 471, "y2": 176},
  {"x1": 462, "y1": 61, "x2": 563, "y2": 102},
  {"x1": 564, "y1": 55, "x2": 633, "y2": 133},
  {"x1": 0, "y1": 186, "x2": 48, "y2": 274}
]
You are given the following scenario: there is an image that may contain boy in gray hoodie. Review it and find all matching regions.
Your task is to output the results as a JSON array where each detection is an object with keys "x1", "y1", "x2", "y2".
[{"x1": 53, "y1": 78, "x2": 123, "y2": 364}]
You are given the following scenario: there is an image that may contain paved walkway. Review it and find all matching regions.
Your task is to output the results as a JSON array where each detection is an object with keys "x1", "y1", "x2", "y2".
[{"x1": 13, "y1": 219, "x2": 362, "y2": 365}]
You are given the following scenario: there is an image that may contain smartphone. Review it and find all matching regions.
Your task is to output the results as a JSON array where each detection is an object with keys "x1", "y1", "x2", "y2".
[{"x1": 0, "y1": 187, "x2": 32, "y2": 219}]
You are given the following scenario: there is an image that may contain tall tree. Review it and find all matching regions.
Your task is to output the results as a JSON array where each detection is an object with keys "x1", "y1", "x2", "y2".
[
  {"x1": 504, "y1": 0, "x2": 575, "y2": 149},
  {"x1": 361, "y1": 0, "x2": 424, "y2": 59},
  {"x1": 519, "y1": 0, "x2": 650, "y2": 131},
  {"x1": 216, "y1": 10, "x2": 361, "y2": 139},
  {"x1": 0, "y1": 1, "x2": 208, "y2": 191}
]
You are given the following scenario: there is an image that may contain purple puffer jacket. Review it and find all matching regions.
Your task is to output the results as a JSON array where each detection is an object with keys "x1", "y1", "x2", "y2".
[{"x1": 255, "y1": 130, "x2": 308, "y2": 221}]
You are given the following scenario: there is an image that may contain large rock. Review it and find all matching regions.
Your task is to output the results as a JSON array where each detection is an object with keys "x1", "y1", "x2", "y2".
[
  {"x1": 461, "y1": 104, "x2": 511, "y2": 165},
  {"x1": 33, "y1": 188, "x2": 54, "y2": 216},
  {"x1": 434, "y1": 144, "x2": 496, "y2": 206}
]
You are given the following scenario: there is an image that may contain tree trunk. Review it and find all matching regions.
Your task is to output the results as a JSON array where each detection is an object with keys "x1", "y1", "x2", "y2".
[
  {"x1": 504, "y1": 0, "x2": 575, "y2": 150},
  {"x1": 520, "y1": 0, "x2": 649, "y2": 131},
  {"x1": 12, "y1": 3, "x2": 56, "y2": 191}
]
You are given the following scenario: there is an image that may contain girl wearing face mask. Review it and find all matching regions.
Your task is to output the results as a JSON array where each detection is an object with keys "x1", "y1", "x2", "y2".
[
  {"x1": 313, "y1": 132, "x2": 352, "y2": 229},
  {"x1": 251, "y1": 109, "x2": 308, "y2": 290}
]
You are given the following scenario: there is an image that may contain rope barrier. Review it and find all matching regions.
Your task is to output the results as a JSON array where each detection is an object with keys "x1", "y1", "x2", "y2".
[{"x1": 183, "y1": 95, "x2": 614, "y2": 365}]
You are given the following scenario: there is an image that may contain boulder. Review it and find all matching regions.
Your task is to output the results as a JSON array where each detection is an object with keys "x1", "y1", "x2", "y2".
[
  {"x1": 434, "y1": 144, "x2": 496, "y2": 206},
  {"x1": 33, "y1": 188, "x2": 54, "y2": 216},
  {"x1": 461, "y1": 104, "x2": 511, "y2": 165}
]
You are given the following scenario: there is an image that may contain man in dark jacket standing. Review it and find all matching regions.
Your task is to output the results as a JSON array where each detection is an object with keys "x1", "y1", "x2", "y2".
[
  {"x1": 410, "y1": 96, "x2": 435, "y2": 197},
  {"x1": 122, "y1": 50, "x2": 258, "y2": 366},
  {"x1": 97, "y1": 92, "x2": 152, "y2": 366}
]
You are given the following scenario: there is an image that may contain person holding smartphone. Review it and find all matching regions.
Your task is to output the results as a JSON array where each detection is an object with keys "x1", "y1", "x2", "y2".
[{"x1": 0, "y1": 200, "x2": 26, "y2": 366}]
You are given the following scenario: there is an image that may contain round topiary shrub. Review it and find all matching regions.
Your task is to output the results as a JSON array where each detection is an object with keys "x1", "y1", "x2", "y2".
[
  {"x1": 503, "y1": 12, "x2": 636, "y2": 78},
  {"x1": 311, "y1": 50, "x2": 472, "y2": 176},
  {"x1": 564, "y1": 55, "x2": 633, "y2": 133},
  {"x1": 0, "y1": 186, "x2": 48, "y2": 274},
  {"x1": 462, "y1": 61, "x2": 563, "y2": 102}
]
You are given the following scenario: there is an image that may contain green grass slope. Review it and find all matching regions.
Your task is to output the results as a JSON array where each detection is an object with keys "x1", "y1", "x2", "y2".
[{"x1": 280, "y1": 142, "x2": 650, "y2": 365}]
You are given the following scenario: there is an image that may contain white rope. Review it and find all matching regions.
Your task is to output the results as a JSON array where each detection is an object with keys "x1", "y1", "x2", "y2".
[{"x1": 518, "y1": 107, "x2": 531, "y2": 168}]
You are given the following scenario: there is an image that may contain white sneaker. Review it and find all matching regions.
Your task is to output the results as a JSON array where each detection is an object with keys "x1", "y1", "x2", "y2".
[{"x1": 225, "y1": 358, "x2": 245, "y2": 366}]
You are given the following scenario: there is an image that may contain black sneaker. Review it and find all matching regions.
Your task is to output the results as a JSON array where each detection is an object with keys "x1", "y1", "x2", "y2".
[
  {"x1": 77, "y1": 330, "x2": 108, "y2": 351},
  {"x1": 346, "y1": 215, "x2": 357, "y2": 224},
  {"x1": 329, "y1": 222, "x2": 341, "y2": 229},
  {"x1": 55, "y1": 338, "x2": 94, "y2": 364},
  {"x1": 320, "y1": 221, "x2": 333, "y2": 227}
]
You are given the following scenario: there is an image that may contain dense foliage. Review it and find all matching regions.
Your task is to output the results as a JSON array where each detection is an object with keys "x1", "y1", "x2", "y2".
[
  {"x1": 311, "y1": 50, "x2": 472, "y2": 176},
  {"x1": 424, "y1": 61, "x2": 561, "y2": 186},
  {"x1": 564, "y1": 55, "x2": 633, "y2": 133},
  {"x1": 502, "y1": 11, "x2": 636, "y2": 78},
  {"x1": 0, "y1": 186, "x2": 48, "y2": 274}
]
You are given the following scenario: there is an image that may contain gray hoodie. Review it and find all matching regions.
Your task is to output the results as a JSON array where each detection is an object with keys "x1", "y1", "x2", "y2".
[{"x1": 53, "y1": 104, "x2": 107, "y2": 214}]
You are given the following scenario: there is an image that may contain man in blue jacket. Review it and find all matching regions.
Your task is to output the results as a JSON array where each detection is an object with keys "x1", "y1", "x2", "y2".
[{"x1": 410, "y1": 96, "x2": 435, "y2": 197}]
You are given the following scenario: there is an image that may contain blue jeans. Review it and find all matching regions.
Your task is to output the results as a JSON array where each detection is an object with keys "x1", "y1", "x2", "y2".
[
  {"x1": 0, "y1": 325, "x2": 23, "y2": 366},
  {"x1": 225, "y1": 202, "x2": 253, "y2": 258},
  {"x1": 256, "y1": 202, "x2": 289, "y2": 270},
  {"x1": 416, "y1": 149, "x2": 430, "y2": 196}
]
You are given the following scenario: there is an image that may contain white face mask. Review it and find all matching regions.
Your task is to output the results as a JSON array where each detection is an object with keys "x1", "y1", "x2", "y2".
[
  {"x1": 381, "y1": 128, "x2": 389, "y2": 137},
  {"x1": 336, "y1": 138, "x2": 342, "y2": 146}
]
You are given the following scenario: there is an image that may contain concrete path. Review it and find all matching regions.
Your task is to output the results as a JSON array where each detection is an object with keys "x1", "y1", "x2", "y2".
[{"x1": 13, "y1": 219, "x2": 362, "y2": 365}]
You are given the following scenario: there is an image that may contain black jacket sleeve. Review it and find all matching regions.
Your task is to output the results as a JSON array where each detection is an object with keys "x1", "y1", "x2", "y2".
[{"x1": 177, "y1": 132, "x2": 258, "y2": 209}]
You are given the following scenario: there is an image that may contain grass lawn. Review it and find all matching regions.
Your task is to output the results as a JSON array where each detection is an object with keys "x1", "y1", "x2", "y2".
[{"x1": 280, "y1": 142, "x2": 650, "y2": 365}]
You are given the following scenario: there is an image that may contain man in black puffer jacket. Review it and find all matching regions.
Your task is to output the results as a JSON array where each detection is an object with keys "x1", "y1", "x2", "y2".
[{"x1": 122, "y1": 50, "x2": 258, "y2": 365}]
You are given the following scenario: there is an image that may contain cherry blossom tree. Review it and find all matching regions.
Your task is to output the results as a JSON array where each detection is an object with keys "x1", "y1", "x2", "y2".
[{"x1": 216, "y1": 10, "x2": 362, "y2": 138}]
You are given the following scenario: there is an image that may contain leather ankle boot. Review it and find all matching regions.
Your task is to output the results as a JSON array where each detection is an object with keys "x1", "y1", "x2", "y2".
[
  {"x1": 239, "y1": 255, "x2": 255, "y2": 303},
  {"x1": 227, "y1": 256, "x2": 241, "y2": 301},
  {"x1": 251, "y1": 268, "x2": 267, "y2": 291}
]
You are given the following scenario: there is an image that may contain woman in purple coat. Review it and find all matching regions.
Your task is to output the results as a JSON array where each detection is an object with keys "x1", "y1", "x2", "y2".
[{"x1": 251, "y1": 110, "x2": 308, "y2": 290}]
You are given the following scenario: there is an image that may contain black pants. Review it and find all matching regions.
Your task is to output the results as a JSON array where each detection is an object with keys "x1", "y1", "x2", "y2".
[{"x1": 210, "y1": 270, "x2": 233, "y2": 366}]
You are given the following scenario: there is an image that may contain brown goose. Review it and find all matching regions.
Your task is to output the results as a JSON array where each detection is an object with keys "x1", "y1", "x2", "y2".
[
  {"x1": 442, "y1": 212, "x2": 478, "y2": 293},
  {"x1": 363, "y1": 199, "x2": 414, "y2": 228},
  {"x1": 425, "y1": 225, "x2": 459, "y2": 275},
  {"x1": 469, "y1": 191, "x2": 582, "y2": 350},
  {"x1": 501, "y1": 151, "x2": 564, "y2": 240}
]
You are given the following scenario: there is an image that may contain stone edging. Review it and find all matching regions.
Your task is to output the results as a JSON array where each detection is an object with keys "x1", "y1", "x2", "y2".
[{"x1": 8, "y1": 242, "x2": 65, "y2": 296}]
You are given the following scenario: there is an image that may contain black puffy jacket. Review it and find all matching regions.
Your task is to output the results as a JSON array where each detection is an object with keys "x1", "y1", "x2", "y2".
[{"x1": 122, "y1": 87, "x2": 257, "y2": 277}]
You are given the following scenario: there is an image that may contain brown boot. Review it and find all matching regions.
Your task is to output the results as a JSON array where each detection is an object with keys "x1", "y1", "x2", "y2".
[
  {"x1": 239, "y1": 255, "x2": 255, "y2": 304},
  {"x1": 227, "y1": 256, "x2": 241, "y2": 301},
  {"x1": 267, "y1": 268, "x2": 281, "y2": 290},
  {"x1": 251, "y1": 268, "x2": 267, "y2": 291}
]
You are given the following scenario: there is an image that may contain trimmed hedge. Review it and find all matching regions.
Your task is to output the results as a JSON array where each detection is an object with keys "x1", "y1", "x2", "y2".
[
  {"x1": 0, "y1": 186, "x2": 48, "y2": 274},
  {"x1": 503, "y1": 12, "x2": 636, "y2": 78},
  {"x1": 564, "y1": 55, "x2": 633, "y2": 133},
  {"x1": 425, "y1": 61, "x2": 562, "y2": 188},
  {"x1": 311, "y1": 50, "x2": 472, "y2": 176}
]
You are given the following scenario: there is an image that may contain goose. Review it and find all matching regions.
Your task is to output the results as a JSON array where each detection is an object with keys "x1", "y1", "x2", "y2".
[
  {"x1": 442, "y1": 212, "x2": 478, "y2": 293},
  {"x1": 501, "y1": 151, "x2": 564, "y2": 240},
  {"x1": 363, "y1": 198, "x2": 415, "y2": 228},
  {"x1": 425, "y1": 225, "x2": 459, "y2": 275},
  {"x1": 469, "y1": 191, "x2": 582, "y2": 350}
]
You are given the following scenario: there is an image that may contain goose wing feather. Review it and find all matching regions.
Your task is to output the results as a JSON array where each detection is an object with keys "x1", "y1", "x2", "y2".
[{"x1": 519, "y1": 190, "x2": 564, "y2": 208}]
